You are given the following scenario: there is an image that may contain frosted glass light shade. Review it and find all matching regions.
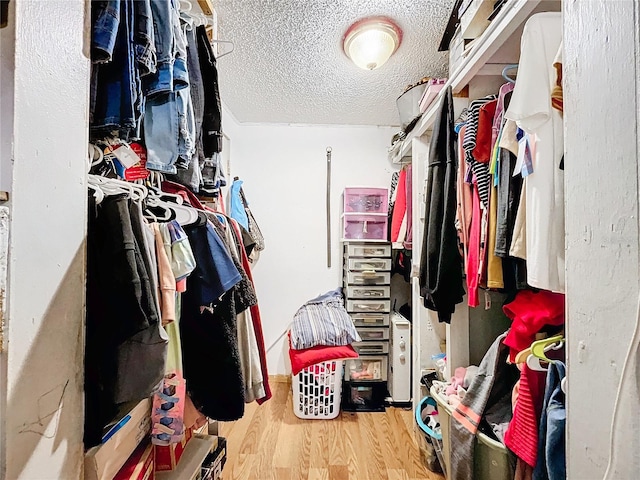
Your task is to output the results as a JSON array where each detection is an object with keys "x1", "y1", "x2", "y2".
[{"x1": 343, "y1": 18, "x2": 401, "y2": 71}]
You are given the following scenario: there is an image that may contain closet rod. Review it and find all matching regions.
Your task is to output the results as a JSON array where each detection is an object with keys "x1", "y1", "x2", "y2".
[{"x1": 326, "y1": 147, "x2": 332, "y2": 268}]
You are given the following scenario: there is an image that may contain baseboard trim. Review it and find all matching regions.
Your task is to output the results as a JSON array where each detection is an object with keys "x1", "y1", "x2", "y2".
[{"x1": 269, "y1": 374, "x2": 291, "y2": 384}]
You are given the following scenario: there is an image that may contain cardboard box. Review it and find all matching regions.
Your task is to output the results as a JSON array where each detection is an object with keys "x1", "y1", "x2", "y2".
[
  {"x1": 201, "y1": 437, "x2": 227, "y2": 480},
  {"x1": 459, "y1": 0, "x2": 494, "y2": 40},
  {"x1": 113, "y1": 441, "x2": 154, "y2": 480},
  {"x1": 154, "y1": 426, "x2": 193, "y2": 471},
  {"x1": 85, "y1": 398, "x2": 152, "y2": 480}
]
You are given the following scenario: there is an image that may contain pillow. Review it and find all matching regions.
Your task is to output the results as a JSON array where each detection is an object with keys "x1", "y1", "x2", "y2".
[
  {"x1": 289, "y1": 334, "x2": 359, "y2": 376},
  {"x1": 290, "y1": 289, "x2": 361, "y2": 350}
]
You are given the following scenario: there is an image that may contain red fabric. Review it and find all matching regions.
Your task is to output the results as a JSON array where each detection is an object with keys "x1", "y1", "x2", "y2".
[
  {"x1": 161, "y1": 180, "x2": 206, "y2": 210},
  {"x1": 473, "y1": 100, "x2": 498, "y2": 163},
  {"x1": 229, "y1": 218, "x2": 272, "y2": 405},
  {"x1": 466, "y1": 184, "x2": 482, "y2": 307},
  {"x1": 391, "y1": 167, "x2": 407, "y2": 242},
  {"x1": 503, "y1": 290, "x2": 565, "y2": 362},
  {"x1": 288, "y1": 334, "x2": 358, "y2": 376},
  {"x1": 505, "y1": 364, "x2": 547, "y2": 467}
]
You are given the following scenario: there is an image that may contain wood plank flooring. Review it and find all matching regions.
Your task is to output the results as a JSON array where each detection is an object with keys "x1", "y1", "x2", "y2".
[{"x1": 220, "y1": 380, "x2": 445, "y2": 480}]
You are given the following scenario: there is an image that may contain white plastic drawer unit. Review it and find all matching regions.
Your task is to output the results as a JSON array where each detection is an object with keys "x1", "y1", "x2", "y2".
[
  {"x1": 346, "y1": 244, "x2": 392, "y2": 258},
  {"x1": 356, "y1": 327, "x2": 389, "y2": 341},
  {"x1": 345, "y1": 356, "x2": 389, "y2": 382},
  {"x1": 347, "y1": 299, "x2": 391, "y2": 313},
  {"x1": 346, "y1": 285, "x2": 390, "y2": 299},
  {"x1": 345, "y1": 271, "x2": 391, "y2": 286},
  {"x1": 350, "y1": 313, "x2": 390, "y2": 327},
  {"x1": 353, "y1": 341, "x2": 389, "y2": 355},
  {"x1": 347, "y1": 258, "x2": 392, "y2": 272}
]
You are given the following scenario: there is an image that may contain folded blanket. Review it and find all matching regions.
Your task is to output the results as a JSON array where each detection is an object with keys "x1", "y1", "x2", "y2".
[{"x1": 290, "y1": 289, "x2": 361, "y2": 350}]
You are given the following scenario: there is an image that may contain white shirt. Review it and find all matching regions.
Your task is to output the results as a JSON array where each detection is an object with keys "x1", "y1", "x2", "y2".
[{"x1": 505, "y1": 12, "x2": 564, "y2": 293}]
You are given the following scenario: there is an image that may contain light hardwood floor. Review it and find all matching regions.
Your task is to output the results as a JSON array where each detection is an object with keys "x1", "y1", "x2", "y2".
[{"x1": 220, "y1": 379, "x2": 445, "y2": 480}]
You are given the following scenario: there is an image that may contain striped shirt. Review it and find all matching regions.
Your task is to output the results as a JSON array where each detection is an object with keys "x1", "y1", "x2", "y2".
[{"x1": 462, "y1": 94, "x2": 498, "y2": 208}]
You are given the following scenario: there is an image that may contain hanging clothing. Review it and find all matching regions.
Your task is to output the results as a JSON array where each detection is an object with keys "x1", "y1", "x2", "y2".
[
  {"x1": 230, "y1": 179, "x2": 250, "y2": 231},
  {"x1": 533, "y1": 362, "x2": 566, "y2": 480},
  {"x1": 419, "y1": 87, "x2": 465, "y2": 323},
  {"x1": 466, "y1": 185, "x2": 482, "y2": 307},
  {"x1": 456, "y1": 125, "x2": 473, "y2": 266},
  {"x1": 229, "y1": 218, "x2": 272, "y2": 404},
  {"x1": 85, "y1": 194, "x2": 168, "y2": 448},
  {"x1": 404, "y1": 164, "x2": 413, "y2": 250},
  {"x1": 505, "y1": 12, "x2": 564, "y2": 293},
  {"x1": 391, "y1": 167, "x2": 408, "y2": 244},
  {"x1": 181, "y1": 213, "x2": 245, "y2": 421}
]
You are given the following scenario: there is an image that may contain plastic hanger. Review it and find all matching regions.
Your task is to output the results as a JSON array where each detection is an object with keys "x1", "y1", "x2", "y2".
[
  {"x1": 211, "y1": 39, "x2": 234, "y2": 59},
  {"x1": 530, "y1": 334, "x2": 564, "y2": 362},
  {"x1": 502, "y1": 64, "x2": 518, "y2": 83}
]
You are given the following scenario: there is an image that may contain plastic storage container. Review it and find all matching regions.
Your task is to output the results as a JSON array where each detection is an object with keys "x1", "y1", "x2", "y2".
[
  {"x1": 355, "y1": 327, "x2": 390, "y2": 341},
  {"x1": 346, "y1": 243, "x2": 392, "y2": 258},
  {"x1": 343, "y1": 214, "x2": 388, "y2": 241},
  {"x1": 431, "y1": 387, "x2": 513, "y2": 480},
  {"x1": 346, "y1": 299, "x2": 391, "y2": 313},
  {"x1": 350, "y1": 313, "x2": 390, "y2": 327},
  {"x1": 345, "y1": 271, "x2": 391, "y2": 285},
  {"x1": 347, "y1": 258, "x2": 392, "y2": 271},
  {"x1": 292, "y1": 360, "x2": 344, "y2": 420},
  {"x1": 343, "y1": 188, "x2": 389, "y2": 214},
  {"x1": 341, "y1": 380, "x2": 387, "y2": 412},
  {"x1": 346, "y1": 285, "x2": 390, "y2": 299},
  {"x1": 345, "y1": 356, "x2": 388, "y2": 381}
]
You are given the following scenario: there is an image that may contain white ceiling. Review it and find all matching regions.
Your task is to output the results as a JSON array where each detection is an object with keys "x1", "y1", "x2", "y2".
[{"x1": 215, "y1": 0, "x2": 454, "y2": 126}]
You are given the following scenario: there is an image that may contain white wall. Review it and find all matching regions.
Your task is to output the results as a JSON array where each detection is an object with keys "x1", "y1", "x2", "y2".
[
  {"x1": 2, "y1": 1, "x2": 89, "y2": 478},
  {"x1": 565, "y1": 1, "x2": 640, "y2": 478},
  {"x1": 223, "y1": 110, "x2": 397, "y2": 374}
]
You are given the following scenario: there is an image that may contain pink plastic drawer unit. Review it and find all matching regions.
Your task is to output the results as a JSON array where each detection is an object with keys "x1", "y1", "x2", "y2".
[
  {"x1": 344, "y1": 188, "x2": 389, "y2": 214},
  {"x1": 343, "y1": 215, "x2": 388, "y2": 241}
]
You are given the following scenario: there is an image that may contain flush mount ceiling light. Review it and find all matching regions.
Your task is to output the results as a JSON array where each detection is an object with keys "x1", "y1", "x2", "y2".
[{"x1": 343, "y1": 16, "x2": 402, "y2": 71}]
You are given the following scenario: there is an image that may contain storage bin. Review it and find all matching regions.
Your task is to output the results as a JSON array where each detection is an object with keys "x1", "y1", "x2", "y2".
[
  {"x1": 345, "y1": 271, "x2": 391, "y2": 285},
  {"x1": 347, "y1": 258, "x2": 392, "y2": 271},
  {"x1": 343, "y1": 214, "x2": 388, "y2": 241},
  {"x1": 353, "y1": 341, "x2": 389, "y2": 355},
  {"x1": 431, "y1": 387, "x2": 513, "y2": 480},
  {"x1": 415, "y1": 396, "x2": 445, "y2": 475},
  {"x1": 292, "y1": 360, "x2": 344, "y2": 420},
  {"x1": 344, "y1": 188, "x2": 389, "y2": 214},
  {"x1": 346, "y1": 299, "x2": 391, "y2": 313},
  {"x1": 341, "y1": 380, "x2": 387, "y2": 412},
  {"x1": 350, "y1": 313, "x2": 390, "y2": 327},
  {"x1": 345, "y1": 356, "x2": 388, "y2": 382},
  {"x1": 346, "y1": 285, "x2": 390, "y2": 299},
  {"x1": 355, "y1": 326, "x2": 390, "y2": 341},
  {"x1": 346, "y1": 243, "x2": 391, "y2": 258}
]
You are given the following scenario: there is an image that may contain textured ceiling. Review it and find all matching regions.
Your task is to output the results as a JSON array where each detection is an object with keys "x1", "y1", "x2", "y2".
[{"x1": 215, "y1": 0, "x2": 454, "y2": 126}]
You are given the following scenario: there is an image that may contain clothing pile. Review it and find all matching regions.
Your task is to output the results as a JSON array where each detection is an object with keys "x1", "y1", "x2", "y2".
[
  {"x1": 288, "y1": 289, "x2": 360, "y2": 375},
  {"x1": 85, "y1": 179, "x2": 270, "y2": 449},
  {"x1": 90, "y1": 0, "x2": 225, "y2": 196},
  {"x1": 442, "y1": 290, "x2": 566, "y2": 480}
]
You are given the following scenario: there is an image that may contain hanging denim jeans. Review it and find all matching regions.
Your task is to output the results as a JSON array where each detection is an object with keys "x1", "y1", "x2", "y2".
[
  {"x1": 533, "y1": 361, "x2": 566, "y2": 480},
  {"x1": 91, "y1": 0, "x2": 138, "y2": 140},
  {"x1": 144, "y1": 0, "x2": 195, "y2": 173}
]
